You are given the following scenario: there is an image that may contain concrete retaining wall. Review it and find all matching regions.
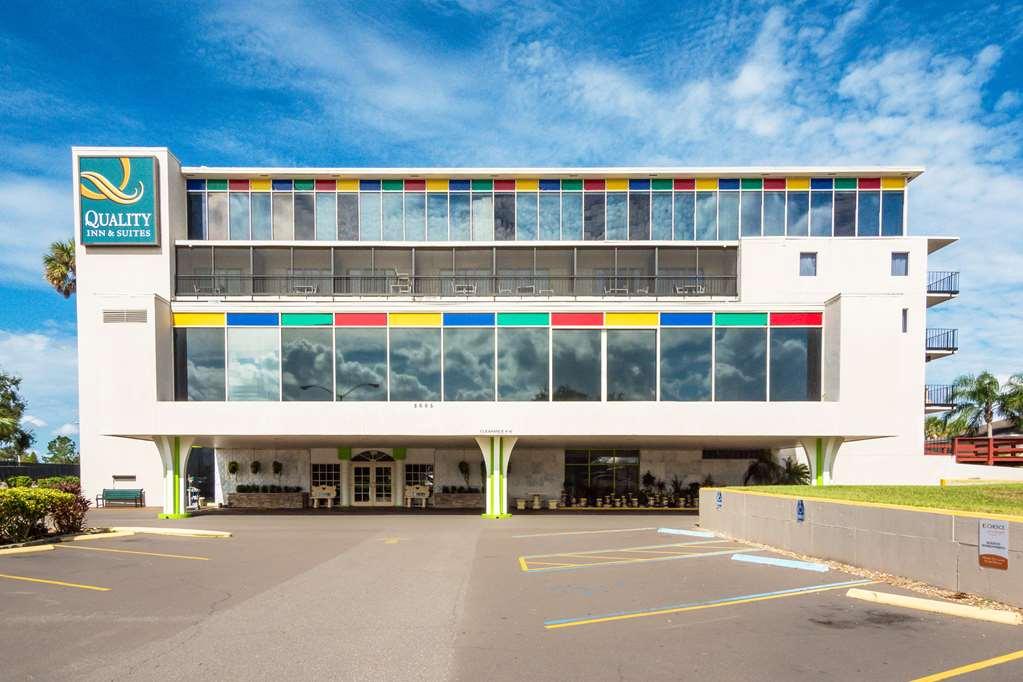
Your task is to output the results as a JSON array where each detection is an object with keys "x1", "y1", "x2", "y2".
[{"x1": 699, "y1": 488, "x2": 1023, "y2": 607}]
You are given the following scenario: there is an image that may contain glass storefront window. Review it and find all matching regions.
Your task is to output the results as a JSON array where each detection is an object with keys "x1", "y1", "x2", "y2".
[
  {"x1": 227, "y1": 327, "x2": 280, "y2": 401},
  {"x1": 607, "y1": 330, "x2": 656, "y2": 400},
  {"x1": 282, "y1": 328, "x2": 333, "y2": 401},
  {"x1": 173, "y1": 328, "x2": 225, "y2": 401},
  {"x1": 660, "y1": 328, "x2": 712, "y2": 401},
  {"x1": 714, "y1": 327, "x2": 766, "y2": 401},
  {"x1": 553, "y1": 329, "x2": 600, "y2": 401},
  {"x1": 497, "y1": 328, "x2": 549, "y2": 401},
  {"x1": 335, "y1": 328, "x2": 387, "y2": 401},
  {"x1": 769, "y1": 328, "x2": 822, "y2": 401},
  {"x1": 389, "y1": 328, "x2": 441, "y2": 401},
  {"x1": 443, "y1": 328, "x2": 495, "y2": 401},
  {"x1": 564, "y1": 449, "x2": 640, "y2": 501}
]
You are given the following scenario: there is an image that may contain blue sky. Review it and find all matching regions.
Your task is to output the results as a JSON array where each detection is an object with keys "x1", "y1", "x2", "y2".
[{"x1": 1, "y1": 0, "x2": 1021, "y2": 450}]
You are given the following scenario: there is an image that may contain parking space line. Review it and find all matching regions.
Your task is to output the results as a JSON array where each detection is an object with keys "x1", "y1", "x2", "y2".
[
  {"x1": 54, "y1": 545, "x2": 209, "y2": 561},
  {"x1": 512, "y1": 527, "x2": 656, "y2": 539},
  {"x1": 910, "y1": 648, "x2": 1023, "y2": 681},
  {"x1": 543, "y1": 578, "x2": 877, "y2": 629},
  {"x1": 0, "y1": 573, "x2": 111, "y2": 591},
  {"x1": 522, "y1": 539, "x2": 726, "y2": 560},
  {"x1": 521, "y1": 548, "x2": 764, "y2": 573}
]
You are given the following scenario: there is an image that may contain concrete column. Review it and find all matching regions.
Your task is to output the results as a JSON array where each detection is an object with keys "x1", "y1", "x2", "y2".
[
  {"x1": 799, "y1": 437, "x2": 843, "y2": 486},
  {"x1": 339, "y1": 461, "x2": 350, "y2": 506},
  {"x1": 475, "y1": 436, "x2": 518, "y2": 518},
  {"x1": 153, "y1": 436, "x2": 196, "y2": 518}
]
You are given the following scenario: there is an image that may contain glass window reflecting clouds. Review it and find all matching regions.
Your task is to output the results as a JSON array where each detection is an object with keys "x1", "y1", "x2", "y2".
[
  {"x1": 208, "y1": 192, "x2": 228, "y2": 240},
  {"x1": 607, "y1": 330, "x2": 655, "y2": 400},
  {"x1": 251, "y1": 193, "x2": 271, "y2": 240},
  {"x1": 516, "y1": 193, "x2": 538, "y2": 240},
  {"x1": 660, "y1": 328, "x2": 711, "y2": 401},
  {"x1": 539, "y1": 194, "x2": 560, "y2": 240},
  {"x1": 740, "y1": 191, "x2": 761, "y2": 237},
  {"x1": 227, "y1": 328, "x2": 280, "y2": 401},
  {"x1": 443, "y1": 328, "x2": 495, "y2": 400},
  {"x1": 606, "y1": 193, "x2": 627, "y2": 240},
  {"x1": 695, "y1": 192, "x2": 716, "y2": 240},
  {"x1": 584, "y1": 194, "x2": 605, "y2": 240},
  {"x1": 857, "y1": 191, "x2": 880, "y2": 236},
  {"x1": 337, "y1": 193, "x2": 358, "y2": 240},
  {"x1": 810, "y1": 191, "x2": 833, "y2": 236},
  {"x1": 718, "y1": 192, "x2": 739, "y2": 240},
  {"x1": 282, "y1": 328, "x2": 333, "y2": 401},
  {"x1": 335, "y1": 328, "x2": 387, "y2": 401},
  {"x1": 389, "y1": 328, "x2": 441, "y2": 401},
  {"x1": 763, "y1": 192, "x2": 785, "y2": 236},
  {"x1": 770, "y1": 328, "x2": 822, "y2": 401},
  {"x1": 714, "y1": 328, "x2": 766, "y2": 401},
  {"x1": 294, "y1": 193, "x2": 315, "y2": 240},
  {"x1": 562, "y1": 192, "x2": 583, "y2": 240},
  {"x1": 553, "y1": 329, "x2": 600, "y2": 401},
  {"x1": 229, "y1": 193, "x2": 249, "y2": 240},
  {"x1": 498, "y1": 328, "x2": 549, "y2": 401},
  {"x1": 174, "y1": 328, "x2": 225, "y2": 401},
  {"x1": 382, "y1": 193, "x2": 404, "y2": 240},
  {"x1": 450, "y1": 193, "x2": 470, "y2": 240},
  {"x1": 404, "y1": 193, "x2": 426, "y2": 241},
  {"x1": 651, "y1": 193, "x2": 672, "y2": 240},
  {"x1": 359, "y1": 193, "x2": 381, "y2": 240},
  {"x1": 427, "y1": 193, "x2": 448, "y2": 241},
  {"x1": 472, "y1": 193, "x2": 494, "y2": 240},
  {"x1": 786, "y1": 192, "x2": 808, "y2": 236},
  {"x1": 882, "y1": 191, "x2": 904, "y2": 236},
  {"x1": 628, "y1": 193, "x2": 650, "y2": 240}
]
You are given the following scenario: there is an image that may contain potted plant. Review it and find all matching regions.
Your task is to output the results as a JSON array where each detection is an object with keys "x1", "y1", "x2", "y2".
[
  {"x1": 272, "y1": 460, "x2": 283, "y2": 476},
  {"x1": 228, "y1": 461, "x2": 239, "y2": 475},
  {"x1": 250, "y1": 461, "x2": 261, "y2": 475},
  {"x1": 458, "y1": 460, "x2": 471, "y2": 489}
]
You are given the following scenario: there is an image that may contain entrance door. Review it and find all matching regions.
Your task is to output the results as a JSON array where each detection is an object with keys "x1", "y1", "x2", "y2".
[{"x1": 352, "y1": 463, "x2": 394, "y2": 506}]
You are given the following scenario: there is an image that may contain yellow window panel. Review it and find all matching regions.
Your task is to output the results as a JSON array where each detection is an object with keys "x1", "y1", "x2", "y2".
[
  {"x1": 249, "y1": 179, "x2": 271, "y2": 191},
  {"x1": 389, "y1": 312, "x2": 442, "y2": 327},
  {"x1": 516, "y1": 179, "x2": 539, "y2": 191},
  {"x1": 605, "y1": 312, "x2": 658, "y2": 326},
  {"x1": 695, "y1": 178, "x2": 717, "y2": 191},
  {"x1": 426, "y1": 179, "x2": 449, "y2": 191},
  {"x1": 787, "y1": 177, "x2": 810, "y2": 190},
  {"x1": 881, "y1": 177, "x2": 906, "y2": 189},
  {"x1": 173, "y1": 313, "x2": 225, "y2": 327},
  {"x1": 605, "y1": 178, "x2": 628, "y2": 191},
  {"x1": 337, "y1": 179, "x2": 359, "y2": 192}
]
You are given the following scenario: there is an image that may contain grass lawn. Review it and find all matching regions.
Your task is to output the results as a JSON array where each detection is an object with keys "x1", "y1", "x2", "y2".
[{"x1": 733, "y1": 484, "x2": 1023, "y2": 516}]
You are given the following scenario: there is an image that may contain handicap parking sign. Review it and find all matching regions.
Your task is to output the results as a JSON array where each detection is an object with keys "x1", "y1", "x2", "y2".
[
  {"x1": 796, "y1": 499, "x2": 805, "y2": 522},
  {"x1": 715, "y1": 491, "x2": 723, "y2": 510}
]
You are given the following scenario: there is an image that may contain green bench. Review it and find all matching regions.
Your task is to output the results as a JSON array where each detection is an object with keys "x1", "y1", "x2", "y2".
[{"x1": 96, "y1": 488, "x2": 145, "y2": 507}]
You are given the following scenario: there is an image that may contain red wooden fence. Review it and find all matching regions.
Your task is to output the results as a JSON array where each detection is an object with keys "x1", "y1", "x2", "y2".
[{"x1": 924, "y1": 437, "x2": 1023, "y2": 465}]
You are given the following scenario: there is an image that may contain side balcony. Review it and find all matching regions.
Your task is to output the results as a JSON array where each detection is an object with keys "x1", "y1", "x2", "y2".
[
  {"x1": 927, "y1": 271, "x2": 959, "y2": 307},
  {"x1": 925, "y1": 328, "x2": 958, "y2": 362},
  {"x1": 924, "y1": 384, "x2": 954, "y2": 413}
]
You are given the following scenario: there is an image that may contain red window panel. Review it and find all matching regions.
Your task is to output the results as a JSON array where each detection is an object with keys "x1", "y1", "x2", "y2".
[
  {"x1": 584, "y1": 179, "x2": 606, "y2": 191},
  {"x1": 673, "y1": 179, "x2": 696, "y2": 190},
  {"x1": 770, "y1": 312, "x2": 823, "y2": 326},
  {"x1": 229, "y1": 179, "x2": 249, "y2": 190},
  {"x1": 763, "y1": 178, "x2": 786, "y2": 190},
  {"x1": 404, "y1": 179, "x2": 426, "y2": 191},
  {"x1": 315, "y1": 179, "x2": 336, "y2": 191},
  {"x1": 494, "y1": 179, "x2": 515, "y2": 191},
  {"x1": 551, "y1": 312, "x2": 603, "y2": 326},
  {"x1": 858, "y1": 178, "x2": 881, "y2": 189},
  {"x1": 334, "y1": 313, "x2": 387, "y2": 326}
]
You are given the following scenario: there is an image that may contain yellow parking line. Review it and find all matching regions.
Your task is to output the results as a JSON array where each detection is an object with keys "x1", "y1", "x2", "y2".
[
  {"x1": 911, "y1": 648, "x2": 1023, "y2": 681},
  {"x1": 54, "y1": 545, "x2": 209, "y2": 561},
  {"x1": 0, "y1": 573, "x2": 110, "y2": 591},
  {"x1": 526, "y1": 560, "x2": 581, "y2": 568}
]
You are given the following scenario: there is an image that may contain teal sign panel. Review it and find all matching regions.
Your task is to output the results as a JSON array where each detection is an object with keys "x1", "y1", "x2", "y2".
[{"x1": 79, "y1": 156, "x2": 159, "y2": 245}]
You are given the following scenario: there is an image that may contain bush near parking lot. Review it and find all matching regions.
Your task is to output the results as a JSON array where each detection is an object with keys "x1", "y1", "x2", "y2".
[
  {"x1": 0, "y1": 488, "x2": 75, "y2": 543},
  {"x1": 48, "y1": 480, "x2": 91, "y2": 534},
  {"x1": 5, "y1": 475, "x2": 33, "y2": 488},
  {"x1": 36, "y1": 475, "x2": 81, "y2": 489}
]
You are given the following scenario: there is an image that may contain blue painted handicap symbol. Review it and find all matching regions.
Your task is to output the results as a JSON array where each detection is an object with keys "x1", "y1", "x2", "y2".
[
  {"x1": 715, "y1": 491, "x2": 723, "y2": 509},
  {"x1": 796, "y1": 499, "x2": 805, "y2": 522}
]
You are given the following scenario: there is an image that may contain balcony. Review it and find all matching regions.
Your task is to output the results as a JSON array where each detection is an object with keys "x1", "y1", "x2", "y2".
[
  {"x1": 925, "y1": 328, "x2": 958, "y2": 361},
  {"x1": 924, "y1": 384, "x2": 954, "y2": 413},
  {"x1": 175, "y1": 274, "x2": 739, "y2": 299},
  {"x1": 927, "y1": 271, "x2": 959, "y2": 307}
]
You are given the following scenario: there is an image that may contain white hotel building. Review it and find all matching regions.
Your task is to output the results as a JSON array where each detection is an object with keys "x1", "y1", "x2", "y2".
[{"x1": 74, "y1": 147, "x2": 988, "y2": 518}]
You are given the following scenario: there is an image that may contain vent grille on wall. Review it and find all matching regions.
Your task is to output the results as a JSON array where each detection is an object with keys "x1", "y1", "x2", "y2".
[{"x1": 102, "y1": 309, "x2": 147, "y2": 323}]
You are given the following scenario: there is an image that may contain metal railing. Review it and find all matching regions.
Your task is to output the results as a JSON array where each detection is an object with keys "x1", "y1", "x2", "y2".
[
  {"x1": 925, "y1": 328, "x2": 958, "y2": 352},
  {"x1": 925, "y1": 437, "x2": 1023, "y2": 465},
  {"x1": 924, "y1": 384, "x2": 954, "y2": 408},
  {"x1": 176, "y1": 275, "x2": 738, "y2": 298},
  {"x1": 927, "y1": 271, "x2": 960, "y2": 295}
]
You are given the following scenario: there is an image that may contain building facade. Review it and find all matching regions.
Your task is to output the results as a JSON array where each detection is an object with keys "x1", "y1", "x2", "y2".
[{"x1": 74, "y1": 147, "x2": 998, "y2": 518}]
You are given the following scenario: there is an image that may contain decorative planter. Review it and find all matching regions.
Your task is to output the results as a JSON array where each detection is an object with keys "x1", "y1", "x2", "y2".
[
  {"x1": 227, "y1": 492, "x2": 308, "y2": 509},
  {"x1": 431, "y1": 492, "x2": 484, "y2": 509}
]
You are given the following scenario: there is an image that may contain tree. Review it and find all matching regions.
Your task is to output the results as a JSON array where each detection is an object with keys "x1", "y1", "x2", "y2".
[
  {"x1": 46, "y1": 435, "x2": 79, "y2": 464},
  {"x1": 43, "y1": 239, "x2": 76, "y2": 298},
  {"x1": 743, "y1": 452, "x2": 782, "y2": 485},
  {"x1": 950, "y1": 372, "x2": 1002, "y2": 438},
  {"x1": 998, "y1": 373, "x2": 1023, "y2": 429},
  {"x1": 925, "y1": 413, "x2": 971, "y2": 439},
  {"x1": 0, "y1": 370, "x2": 34, "y2": 461},
  {"x1": 778, "y1": 457, "x2": 810, "y2": 485}
]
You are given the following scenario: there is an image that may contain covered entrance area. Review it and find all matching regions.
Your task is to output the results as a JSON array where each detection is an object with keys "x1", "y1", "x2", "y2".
[{"x1": 350, "y1": 450, "x2": 395, "y2": 506}]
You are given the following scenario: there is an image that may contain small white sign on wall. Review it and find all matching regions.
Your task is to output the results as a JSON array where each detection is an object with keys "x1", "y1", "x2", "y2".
[{"x1": 979, "y1": 519, "x2": 1009, "y2": 571}]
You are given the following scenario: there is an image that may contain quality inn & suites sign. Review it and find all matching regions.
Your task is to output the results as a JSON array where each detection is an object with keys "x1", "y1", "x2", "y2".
[{"x1": 78, "y1": 156, "x2": 159, "y2": 245}]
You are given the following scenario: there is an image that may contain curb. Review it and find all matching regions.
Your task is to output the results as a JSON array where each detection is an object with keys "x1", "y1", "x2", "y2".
[
  {"x1": 847, "y1": 588, "x2": 1022, "y2": 625},
  {"x1": 111, "y1": 526, "x2": 232, "y2": 538},
  {"x1": 0, "y1": 544, "x2": 55, "y2": 556}
]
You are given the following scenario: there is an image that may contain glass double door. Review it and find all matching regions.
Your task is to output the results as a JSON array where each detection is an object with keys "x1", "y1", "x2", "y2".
[{"x1": 352, "y1": 463, "x2": 394, "y2": 506}]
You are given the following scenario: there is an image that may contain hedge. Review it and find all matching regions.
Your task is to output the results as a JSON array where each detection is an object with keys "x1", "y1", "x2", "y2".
[{"x1": 0, "y1": 487, "x2": 90, "y2": 544}]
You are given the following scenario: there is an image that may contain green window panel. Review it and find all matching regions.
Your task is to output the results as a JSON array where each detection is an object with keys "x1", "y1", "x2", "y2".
[
  {"x1": 740, "y1": 178, "x2": 763, "y2": 190},
  {"x1": 382, "y1": 179, "x2": 404, "y2": 191},
  {"x1": 281, "y1": 313, "x2": 334, "y2": 326},
  {"x1": 651, "y1": 179, "x2": 673, "y2": 190},
  {"x1": 471, "y1": 179, "x2": 493, "y2": 191},
  {"x1": 715, "y1": 312, "x2": 768, "y2": 326},
  {"x1": 294, "y1": 179, "x2": 315, "y2": 191},
  {"x1": 497, "y1": 312, "x2": 550, "y2": 326},
  {"x1": 834, "y1": 178, "x2": 857, "y2": 190},
  {"x1": 206, "y1": 179, "x2": 228, "y2": 191},
  {"x1": 561, "y1": 179, "x2": 583, "y2": 191}
]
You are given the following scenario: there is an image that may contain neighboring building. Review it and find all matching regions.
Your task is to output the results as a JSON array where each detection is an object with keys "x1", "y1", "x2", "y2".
[{"x1": 73, "y1": 147, "x2": 1012, "y2": 518}]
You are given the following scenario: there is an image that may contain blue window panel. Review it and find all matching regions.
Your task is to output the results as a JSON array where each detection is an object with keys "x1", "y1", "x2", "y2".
[
  {"x1": 628, "y1": 179, "x2": 651, "y2": 190},
  {"x1": 186, "y1": 179, "x2": 206, "y2": 191},
  {"x1": 227, "y1": 313, "x2": 280, "y2": 326},
  {"x1": 661, "y1": 312, "x2": 713, "y2": 326},
  {"x1": 810, "y1": 178, "x2": 833, "y2": 190},
  {"x1": 718, "y1": 178, "x2": 740, "y2": 190},
  {"x1": 443, "y1": 312, "x2": 495, "y2": 326},
  {"x1": 272, "y1": 179, "x2": 293, "y2": 191},
  {"x1": 449, "y1": 179, "x2": 471, "y2": 191},
  {"x1": 539, "y1": 179, "x2": 561, "y2": 191},
  {"x1": 359, "y1": 179, "x2": 381, "y2": 191}
]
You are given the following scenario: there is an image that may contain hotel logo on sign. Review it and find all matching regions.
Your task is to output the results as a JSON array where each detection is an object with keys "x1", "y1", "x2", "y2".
[{"x1": 78, "y1": 156, "x2": 159, "y2": 245}]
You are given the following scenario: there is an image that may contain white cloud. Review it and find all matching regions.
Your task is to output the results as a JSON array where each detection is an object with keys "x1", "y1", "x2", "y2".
[
  {"x1": 0, "y1": 330, "x2": 78, "y2": 443},
  {"x1": 55, "y1": 422, "x2": 78, "y2": 436},
  {"x1": 0, "y1": 175, "x2": 73, "y2": 288},
  {"x1": 21, "y1": 414, "x2": 46, "y2": 428}
]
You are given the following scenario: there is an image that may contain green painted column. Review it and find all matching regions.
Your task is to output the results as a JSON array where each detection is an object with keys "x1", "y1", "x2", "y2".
[
  {"x1": 815, "y1": 438, "x2": 824, "y2": 487},
  {"x1": 477, "y1": 436, "x2": 516, "y2": 518}
]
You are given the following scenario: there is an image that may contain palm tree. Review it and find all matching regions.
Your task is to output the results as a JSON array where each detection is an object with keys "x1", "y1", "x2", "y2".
[
  {"x1": 778, "y1": 457, "x2": 810, "y2": 485},
  {"x1": 998, "y1": 373, "x2": 1023, "y2": 429},
  {"x1": 743, "y1": 452, "x2": 781, "y2": 485},
  {"x1": 950, "y1": 372, "x2": 1002, "y2": 438},
  {"x1": 43, "y1": 239, "x2": 76, "y2": 298},
  {"x1": 925, "y1": 413, "x2": 971, "y2": 439}
]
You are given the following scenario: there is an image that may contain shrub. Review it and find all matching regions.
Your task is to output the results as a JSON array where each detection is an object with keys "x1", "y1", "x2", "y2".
[
  {"x1": 228, "y1": 461, "x2": 239, "y2": 475},
  {"x1": 250, "y1": 461, "x2": 261, "y2": 475},
  {"x1": 272, "y1": 460, "x2": 283, "y2": 475},
  {"x1": 0, "y1": 488, "x2": 75, "y2": 543},
  {"x1": 50, "y1": 481, "x2": 90, "y2": 534},
  {"x1": 5, "y1": 475, "x2": 33, "y2": 488},
  {"x1": 260, "y1": 484, "x2": 269, "y2": 493}
]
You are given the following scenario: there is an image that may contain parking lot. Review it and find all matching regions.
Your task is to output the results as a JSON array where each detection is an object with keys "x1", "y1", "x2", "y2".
[{"x1": 1, "y1": 509, "x2": 1021, "y2": 680}]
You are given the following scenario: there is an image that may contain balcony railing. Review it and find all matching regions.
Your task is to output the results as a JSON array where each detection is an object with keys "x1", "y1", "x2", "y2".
[
  {"x1": 927, "y1": 271, "x2": 959, "y2": 295},
  {"x1": 925, "y1": 437, "x2": 1023, "y2": 465},
  {"x1": 176, "y1": 275, "x2": 739, "y2": 298},
  {"x1": 925, "y1": 328, "x2": 958, "y2": 352},
  {"x1": 924, "y1": 384, "x2": 954, "y2": 409}
]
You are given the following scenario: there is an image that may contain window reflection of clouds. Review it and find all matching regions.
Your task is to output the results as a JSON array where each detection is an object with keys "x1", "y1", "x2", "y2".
[
  {"x1": 607, "y1": 330, "x2": 656, "y2": 401},
  {"x1": 227, "y1": 328, "x2": 280, "y2": 401},
  {"x1": 660, "y1": 328, "x2": 712, "y2": 401},
  {"x1": 770, "y1": 328, "x2": 822, "y2": 401},
  {"x1": 335, "y1": 328, "x2": 387, "y2": 401},
  {"x1": 553, "y1": 329, "x2": 601, "y2": 401},
  {"x1": 443, "y1": 328, "x2": 495, "y2": 401},
  {"x1": 714, "y1": 328, "x2": 766, "y2": 401},
  {"x1": 389, "y1": 328, "x2": 441, "y2": 401},
  {"x1": 282, "y1": 328, "x2": 333, "y2": 401},
  {"x1": 174, "y1": 328, "x2": 225, "y2": 401},
  {"x1": 498, "y1": 328, "x2": 549, "y2": 401}
]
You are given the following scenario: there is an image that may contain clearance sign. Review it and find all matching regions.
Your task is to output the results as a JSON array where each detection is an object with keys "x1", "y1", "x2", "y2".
[{"x1": 78, "y1": 156, "x2": 159, "y2": 245}]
